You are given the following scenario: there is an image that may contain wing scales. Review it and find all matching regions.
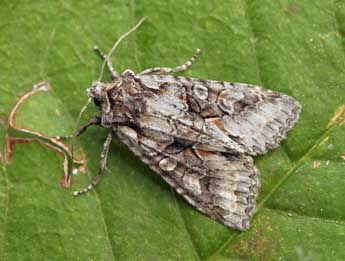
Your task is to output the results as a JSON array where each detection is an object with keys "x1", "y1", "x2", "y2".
[
  {"x1": 115, "y1": 125, "x2": 260, "y2": 231},
  {"x1": 138, "y1": 75, "x2": 301, "y2": 155},
  {"x1": 120, "y1": 74, "x2": 301, "y2": 230}
]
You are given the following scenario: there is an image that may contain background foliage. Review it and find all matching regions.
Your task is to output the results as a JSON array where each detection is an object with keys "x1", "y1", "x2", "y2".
[{"x1": 1, "y1": 0, "x2": 345, "y2": 260}]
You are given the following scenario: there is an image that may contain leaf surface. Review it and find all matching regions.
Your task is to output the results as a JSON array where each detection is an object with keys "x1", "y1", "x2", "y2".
[{"x1": 0, "y1": 0, "x2": 345, "y2": 260}]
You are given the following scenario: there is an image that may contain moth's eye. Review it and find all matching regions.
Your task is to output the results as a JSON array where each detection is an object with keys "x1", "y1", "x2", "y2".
[{"x1": 93, "y1": 98, "x2": 101, "y2": 106}]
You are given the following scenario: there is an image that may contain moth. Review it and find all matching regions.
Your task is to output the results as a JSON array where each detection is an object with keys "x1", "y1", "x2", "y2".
[{"x1": 67, "y1": 18, "x2": 301, "y2": 231}]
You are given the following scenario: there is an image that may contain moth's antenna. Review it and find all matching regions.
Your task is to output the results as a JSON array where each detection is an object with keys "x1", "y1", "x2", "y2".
[
  {"x1": 68, "y1": 97, "x2": 92, "y2": 184},
  {"x1": 97, "y1": 17, "x2": 146, "y2": 82}
]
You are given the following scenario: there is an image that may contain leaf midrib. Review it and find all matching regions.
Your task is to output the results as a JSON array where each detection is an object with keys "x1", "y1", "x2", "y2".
[{"x1": 205, "y1": 109, "x2": 345, "y2": 260}]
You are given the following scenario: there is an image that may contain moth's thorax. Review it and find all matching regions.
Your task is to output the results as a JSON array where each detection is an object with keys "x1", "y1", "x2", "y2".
[{"x1": 91, "y1": 73, "x2": 146, "y2": 127}]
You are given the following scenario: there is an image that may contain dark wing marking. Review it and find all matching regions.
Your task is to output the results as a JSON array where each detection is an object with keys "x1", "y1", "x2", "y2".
[
  {"x1": 137, "y1": 74, "x2": 301, "y2": 155},
  {"x1": 115, "y1": 125, "x2": 260, "y2": 231}
]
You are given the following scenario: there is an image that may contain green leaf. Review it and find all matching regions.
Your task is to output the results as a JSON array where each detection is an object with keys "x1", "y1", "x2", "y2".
[{"x1": 1, "y1": 0, "x2": 345, "y2": 260}]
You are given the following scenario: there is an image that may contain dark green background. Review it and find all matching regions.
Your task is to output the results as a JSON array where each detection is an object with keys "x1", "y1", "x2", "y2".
[{"x1": 1, "y1": 0, "x2": 345, "y2": 260}]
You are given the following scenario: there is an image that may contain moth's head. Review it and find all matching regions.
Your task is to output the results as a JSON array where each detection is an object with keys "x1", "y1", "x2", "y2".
[{"x1": 87, "y1": 81, "x2": 106, "y2": 106}]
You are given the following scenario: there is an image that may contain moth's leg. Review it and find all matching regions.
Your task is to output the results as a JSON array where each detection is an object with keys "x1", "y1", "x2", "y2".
[
  {"x1": 73, "y1": 131, "x2": 113, "y2": 196},
  {"x1": 93, "y1": 46, "x2": 119, "y2": 79},
  {"x1": 55, "y1": 116, "x2": 101, "y2": 140},
  {"x1": 138, "y1": 48, "x2": 201, "y2": 76}
]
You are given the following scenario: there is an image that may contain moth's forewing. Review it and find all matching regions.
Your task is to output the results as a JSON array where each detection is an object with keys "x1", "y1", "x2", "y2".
[
  {"x1": 116, "y1": 125, "x2": 260, "y2": 231},
  {"x1": 138, "y1": 75, "x2": 301, "y2": 155}
]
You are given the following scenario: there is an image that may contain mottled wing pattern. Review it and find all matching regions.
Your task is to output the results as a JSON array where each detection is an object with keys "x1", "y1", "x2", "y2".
[
  {"x1": 138, "y1": 75, "x2": 301, "y2": 155},
  {"x1": 115, "y1": 125, "x2": 260, "y2": 231}
]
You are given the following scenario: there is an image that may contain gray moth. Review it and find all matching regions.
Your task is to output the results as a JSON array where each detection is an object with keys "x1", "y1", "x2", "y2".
[{"x1": 68, "y1": 18, "x2": 301, "y2": 231}]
